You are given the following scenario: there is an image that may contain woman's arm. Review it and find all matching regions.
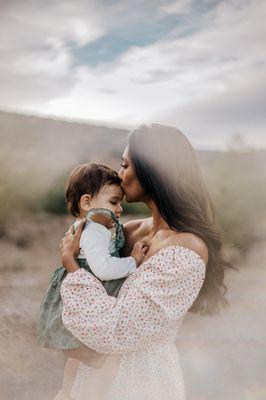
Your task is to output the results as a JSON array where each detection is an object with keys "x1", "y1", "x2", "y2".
[{"x1": 60, "y1": 246, "x2": 206, "y2": 354}]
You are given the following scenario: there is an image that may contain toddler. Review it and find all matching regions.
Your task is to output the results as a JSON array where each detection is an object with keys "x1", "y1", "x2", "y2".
[{"x1": 37, "y1": 163, "x2": 147, "y2": 361}]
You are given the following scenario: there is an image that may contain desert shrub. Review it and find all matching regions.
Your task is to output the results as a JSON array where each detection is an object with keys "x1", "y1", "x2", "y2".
[
  {"x1": 42, "y1": 175, "x2": 68, "y2": 215},
  {"x1": 0, "y1": 162, "x2": 14, "y2": 236},
  {"x1": 0, "y1": 157, "x2": 43, "y2": 235},
  {"x1": 203, "y1": 151, "x2": 266, "y2": 253}
]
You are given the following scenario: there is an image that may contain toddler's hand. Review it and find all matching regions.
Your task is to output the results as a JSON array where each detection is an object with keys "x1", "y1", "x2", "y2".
[{"x1": 130, "y1": 240, "x2": 149, "y2": 266}]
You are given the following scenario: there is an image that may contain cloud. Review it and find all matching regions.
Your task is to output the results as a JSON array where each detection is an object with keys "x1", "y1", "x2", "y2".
[
  {"x1": 0, "y1": 0, "x2": 106, "y2": 106},
  {"x1": 0, "y1": 0, "x2": 265, "y2": 149},
  {"x1": 97, "y1": 87, "x2": 116, "y2": 95},
  {"x1": 159, "y1": 0, "x2": 194, "y2": 15},
  {"x1": 153, "y1": 67, "x2": 266, "y2": 149}
]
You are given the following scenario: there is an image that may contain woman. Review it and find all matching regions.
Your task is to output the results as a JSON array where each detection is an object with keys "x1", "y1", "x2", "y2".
[{"x1": 58, "y1": 124, "x2": 230, "y2": 400}]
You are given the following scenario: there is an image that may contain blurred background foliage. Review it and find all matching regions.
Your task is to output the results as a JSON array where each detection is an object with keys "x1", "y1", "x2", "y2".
[
  {"x1": 1, "y1": 144, "x2": 265, "y2": 256},
  {"x1": 201, "y1": 149, "x2": 266, "y2": 254}
]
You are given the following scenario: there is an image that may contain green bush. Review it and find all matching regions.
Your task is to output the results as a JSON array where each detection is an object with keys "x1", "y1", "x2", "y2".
[
  {"x1": 42, "y1": 175, "x2": 68, "y2": 215},
  {"x1": 203, "y1": 152, "x2": 266, "y2": 253},
  {"x1": 0, "y1": 163, "x2": 14, "y2": 236},
  {"x1": 0, "y1": 157, "x2": 43, "y2": 235}
]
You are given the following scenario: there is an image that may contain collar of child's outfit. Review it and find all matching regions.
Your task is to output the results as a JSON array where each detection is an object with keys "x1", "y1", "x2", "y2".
[
  {"x1": 86, "y1": 207, "x2": 117, "y2": 222},
  {"x1": 86, "y1": 208, "x2": 125, "y2": 251}
]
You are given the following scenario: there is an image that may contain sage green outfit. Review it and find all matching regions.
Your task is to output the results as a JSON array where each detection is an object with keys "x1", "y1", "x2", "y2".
[{"x1": 37, "y1": 208, "x2": 127, "y2": 350}]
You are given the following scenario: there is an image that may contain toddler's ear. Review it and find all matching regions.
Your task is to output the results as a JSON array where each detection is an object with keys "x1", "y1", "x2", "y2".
[{"x1": 79, "y1": 194, "x2": 92, "y2": 211}]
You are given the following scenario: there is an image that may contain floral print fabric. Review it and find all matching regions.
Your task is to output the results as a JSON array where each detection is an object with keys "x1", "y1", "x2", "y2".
[{"x1": 61, "y1": 245, "x2": 206, "y2": 400}]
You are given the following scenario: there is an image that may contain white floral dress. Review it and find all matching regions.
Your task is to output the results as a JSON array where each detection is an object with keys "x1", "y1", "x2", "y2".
[{"x1": 60, "y1": 245, "x2": 206, "y2": 400}]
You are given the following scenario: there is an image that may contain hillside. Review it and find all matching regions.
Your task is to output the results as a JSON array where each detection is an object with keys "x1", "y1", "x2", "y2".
[
  {"x1": 1, "y1": 110, "x2": 265, "y2": 188},
  {"x1": 0, "y1": 110, "x2": 128, "y2": 185}
]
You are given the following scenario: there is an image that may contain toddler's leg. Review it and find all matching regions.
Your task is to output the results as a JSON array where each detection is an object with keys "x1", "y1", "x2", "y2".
[
  {"x1": 54, "y1": 358, "x2": 79, "y2": 399},
  {"x1": 53, "y1": 389, "x2": 74, "y2": 400},
  {"x1": 64, "y1": 346, "x2": 106, "y2": 368},
  {"x1": 62, "y1": 358, "x2": 80, "y2": 396},
  {"x1": 54, "y1": 347, "x2": 107, "y2": 399}
]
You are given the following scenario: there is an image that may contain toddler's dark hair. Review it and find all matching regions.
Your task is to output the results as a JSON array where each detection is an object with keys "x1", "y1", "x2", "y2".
[{"x1": 65, "y1": 163, "x2": 121, "y2": 217}]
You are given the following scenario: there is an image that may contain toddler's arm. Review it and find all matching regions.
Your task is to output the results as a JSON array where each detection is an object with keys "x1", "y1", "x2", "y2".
[{"x1": 80, "y1": 222, "x2": 146, "y2": 280}]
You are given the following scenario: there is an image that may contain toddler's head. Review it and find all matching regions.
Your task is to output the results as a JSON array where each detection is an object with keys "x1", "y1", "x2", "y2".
[{"x1": 65, "y1": 163, "x2": 124, "y2": 225}]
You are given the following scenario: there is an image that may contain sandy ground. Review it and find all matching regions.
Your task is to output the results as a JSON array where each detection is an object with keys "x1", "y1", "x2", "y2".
[{"x1": 0, "y1": 215, "x2": 265, "y2": 400}]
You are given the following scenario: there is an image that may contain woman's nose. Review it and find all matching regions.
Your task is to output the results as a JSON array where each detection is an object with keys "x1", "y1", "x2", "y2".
[
  {"x1": 118, "y1": 167, "x2": 124, "y2": 180},
  {"x1": 116, "y1": 205, "x2": 123, "y2": 217}
]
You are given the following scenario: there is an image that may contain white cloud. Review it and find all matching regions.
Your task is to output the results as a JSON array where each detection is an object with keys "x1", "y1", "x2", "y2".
[
  {"x1": 0, "y1": 0, "x2": 265, "y2": 149},
  {"x1": 0, "y1": 0, "x2": 106, "y2": 106},
  {"x1": 152, "y1": 67, "x2": 266, "y2": 150},
  {"x1": 159, "y1": 0, "x2": 194, "y2": 15}
]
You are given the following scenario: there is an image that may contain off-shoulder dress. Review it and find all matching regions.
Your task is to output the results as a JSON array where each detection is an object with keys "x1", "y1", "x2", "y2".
[{"x1": 60, "y1": 245, "x2": 206, "y2": 400}]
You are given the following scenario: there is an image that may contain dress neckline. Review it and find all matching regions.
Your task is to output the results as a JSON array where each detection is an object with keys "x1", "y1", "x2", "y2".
[{"x1": 139, "y1": 245, "x2": 206, "y2": 269}]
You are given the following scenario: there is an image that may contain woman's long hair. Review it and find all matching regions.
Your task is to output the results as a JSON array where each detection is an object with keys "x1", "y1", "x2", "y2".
[{"x1": 128, "y1": 124, "x2": 234, "y2": 316}]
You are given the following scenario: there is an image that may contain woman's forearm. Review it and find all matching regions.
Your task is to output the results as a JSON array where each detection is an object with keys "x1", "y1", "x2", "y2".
[{"x1": 62, "y1": 254, "x2": 80, "y2": 273}]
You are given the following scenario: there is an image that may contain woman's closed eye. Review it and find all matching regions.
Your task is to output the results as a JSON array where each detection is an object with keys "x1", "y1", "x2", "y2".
[{"x1": 120, "y1": 163, "x2": 127, "y2": 169}]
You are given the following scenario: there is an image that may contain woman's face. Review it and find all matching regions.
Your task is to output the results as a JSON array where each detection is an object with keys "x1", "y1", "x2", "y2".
[{"x1": 118, "y1": 146, "x2": 145, "y2": 202}]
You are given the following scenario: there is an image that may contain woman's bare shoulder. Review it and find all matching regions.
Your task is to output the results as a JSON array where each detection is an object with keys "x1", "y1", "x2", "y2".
[
  {"x1": 166, "y1": 232, "x2": 209, "y2": 265},
  {"x1": 121, "y1": 217, "x2": 151, "y2": 256},
  {"x1": 123, "y1": 217, "x2": 151, "y2": 236}
]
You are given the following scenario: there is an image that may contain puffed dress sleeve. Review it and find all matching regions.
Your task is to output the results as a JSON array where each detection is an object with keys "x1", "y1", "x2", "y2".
[{"x1": 60, "y1": 246, "x2": 206, "y2": 354}]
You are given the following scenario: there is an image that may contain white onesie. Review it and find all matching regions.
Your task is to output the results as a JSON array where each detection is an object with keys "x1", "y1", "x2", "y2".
[{"x1": 73, "y1": 219, "x2": 136, "y2": 281}]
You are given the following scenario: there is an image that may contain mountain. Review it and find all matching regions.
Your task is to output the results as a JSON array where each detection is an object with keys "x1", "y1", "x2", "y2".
[
  {"x1": 0, "y1": 110, "x2": 128, "y2": 185},
  {"x1": 1, "y1": 110, "x2": 265, "y2": 188}
]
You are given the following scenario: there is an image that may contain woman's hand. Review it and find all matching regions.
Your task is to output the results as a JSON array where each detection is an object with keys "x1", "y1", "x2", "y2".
[{"x1": 60, "y1": 219, "x2": 86, "y2": 272}]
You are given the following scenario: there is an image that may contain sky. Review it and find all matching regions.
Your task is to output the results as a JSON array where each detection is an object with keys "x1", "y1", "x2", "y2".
[{"x1": 0, "y1": 0, "x2": 265, "y2": 150}]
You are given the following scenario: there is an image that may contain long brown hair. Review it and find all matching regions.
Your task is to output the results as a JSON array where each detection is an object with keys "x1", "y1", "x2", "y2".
[{"x1": 128, "y1": 124, "x2": 234, "y2": 316}]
